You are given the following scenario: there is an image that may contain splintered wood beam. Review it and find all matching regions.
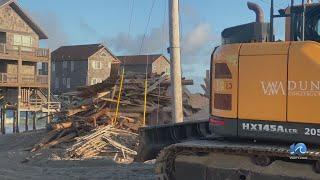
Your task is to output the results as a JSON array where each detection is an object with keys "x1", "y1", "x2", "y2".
[{"x1": 147, "y1": 74, "x2": 168, "y2": 93}]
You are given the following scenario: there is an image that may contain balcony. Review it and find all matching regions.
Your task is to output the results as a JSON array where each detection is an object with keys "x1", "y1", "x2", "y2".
[
  {"x1": 0, "y1": 73, "x2": 48, "y2": 87},
  {"x1": 0, "y1": 43, "x2": 49, "y2": 62},
  {"x1": 0, "y1": 73, "x2": 18, "y2": 83}
]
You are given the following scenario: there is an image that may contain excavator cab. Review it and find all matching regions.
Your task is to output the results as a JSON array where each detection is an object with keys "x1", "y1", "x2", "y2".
[
  {"x1": 221, "y1": 2, "x2": 320, "y2": 44},
  {"x1": 210, "y1": 1, "x2": 320, "y2": 144},
  {"x1": 287, "y1": 3, "x2": 320, "y2": 42}
]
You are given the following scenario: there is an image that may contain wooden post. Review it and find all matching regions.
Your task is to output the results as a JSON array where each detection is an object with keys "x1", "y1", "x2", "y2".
[
  {"x1": 33, "y1": 111, "x2": 36, "y2": 130},
  {"x1": 47, "y1": 52, "x2": 52, "y2": 124},
  {"x1": 16, "y1": 86, "x2": 21, "y2": 133},
  {"x1": 0, "y1": 108, "x2": 3, "y2": 134},
  {"x1": 25, "y1": 111, "x2": 28, "y2": 131},
  {"x1": 17, "y1": 47, "x2": 22, "y2": 133},
  {"x1": 13, "y1": 110, "x2": 16, "y2": 133},
  {"x1": 2, "y1": 108, "x2": 6, "y2": 134}
]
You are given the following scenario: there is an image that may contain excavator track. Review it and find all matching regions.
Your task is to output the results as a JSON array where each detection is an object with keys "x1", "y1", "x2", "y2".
[{"x1": 155, "y1": 140, "x2": 320, "y2": 180}]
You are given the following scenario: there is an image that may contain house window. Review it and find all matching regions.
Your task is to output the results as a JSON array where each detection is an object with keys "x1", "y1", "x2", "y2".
[
  {"x1": 152, "y1": 64, "x2": 157, "y2": 72},
  {"x1": 91, "y1": 78, "x2": 102, "y2": 85},
  {"x1": 70, "y1": 61, "x2": 74, "y2": 72},
  {"x1": 13, "y1": 35, "x2": 22, "y2": 46},
  {"x1": 107, "y1": 62, "x2": 111, "y2": 68},
  {"x1": 67, "y1": 78, "x2": 71, "y2": 88},
  {"x1": 22, "y1": 36, "x2": 32, "y2": 47},
  {"x1": 63, "y1": 61, "x2": 68, "y2": 69},
  {"x1": 55, "y1": 78, "x2": 59, "y2": 88},
  {"x1": 13, "y1": 34, "x2": 32, "y2": 51},
  {"x1": 165, "y1": 67, "x2": 170, "y2": 75},
  {"x1": 91, "y1": 78, "x2": 97, "y2": 85},
  {"x1": 52, "y1": 62, "x2": 55, "y2": 72},
  {"x1": 92, "y1": 61, "x2": 102, "y2": 69},
  {"x1": 62, "y1": 78, "x2": 66, "y2": 86}
]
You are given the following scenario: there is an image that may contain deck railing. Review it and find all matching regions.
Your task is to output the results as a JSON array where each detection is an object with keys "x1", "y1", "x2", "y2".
[
  {"x1": 0, "y1": 73, "x2": 18, "y2": 83},
  {"x1": 0, "y1": 73, "x2": 48, "y2": 85},
  {"x1": 27, "y1": 99, "x2": 61, "y2": 112},
  {"x1": 36, "y1": 75, "x2": 48, "y2": 84},
  {"x1": 0, "y1": 43, "x2": 49, "y2": 60}
]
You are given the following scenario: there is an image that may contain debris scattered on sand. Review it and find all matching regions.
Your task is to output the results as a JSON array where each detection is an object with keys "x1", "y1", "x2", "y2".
[{"x1": 31, "y1": 74, "x2": 207, "y2": 163}]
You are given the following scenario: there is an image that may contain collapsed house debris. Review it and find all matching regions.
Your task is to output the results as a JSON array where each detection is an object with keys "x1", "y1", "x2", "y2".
[
  {"x1": 31, "y1": 74, "x2": 208, "y2": 162},
  {"x1": 201, "y1": 70, "x2": 210, "y2": 98}
]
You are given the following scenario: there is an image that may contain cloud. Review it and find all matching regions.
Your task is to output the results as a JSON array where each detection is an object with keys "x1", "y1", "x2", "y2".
[
  {"x1": 79, "y1": 18, "x2": 101, "y2": 41},
  {"x1": 106, "y1": 24, "x2": 169, "y2": 55},
  {"x1": 31, "y1": 11, "x2": 69, "y2": 50},
  {"x1": 182, "y1": 23, "x2": 215, "y2": 57},
  {"x1": 180, "y1": 3, "x2": 199, "y2": 23}
]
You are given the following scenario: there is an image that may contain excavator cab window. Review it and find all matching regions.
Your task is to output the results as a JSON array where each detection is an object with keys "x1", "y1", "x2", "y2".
[
  {"x1": 290, "y1": 4, "x2": 320, "y2": 42},
  {"x1": 316, "y1": 18, "x2": 320, "y2": 36},
  {"x1": 214, "y1": 63, "x2": 232, "y2": 79}
]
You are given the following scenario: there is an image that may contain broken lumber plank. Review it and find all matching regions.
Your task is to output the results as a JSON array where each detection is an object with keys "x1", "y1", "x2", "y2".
[
  {"x1": 50, "y1": 121, "x2": 72, "y2": 130},
  {"x1": 31, "y1": 130, "x2": 60, "y2": 152},
  {"x1": 41, "y1": 132, "x2": 77, "y2": 150},
  {"x1": 102, "y1": 136, "x2": 137, "y2": 155},
  {"x1": 147, "y1": 74, "x2": 168, "y2": 93}
]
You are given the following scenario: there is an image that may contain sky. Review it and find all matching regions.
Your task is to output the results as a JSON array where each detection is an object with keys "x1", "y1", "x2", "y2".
[{"x1": 18, "y1": 0, "x2": 294, "y2": 92}]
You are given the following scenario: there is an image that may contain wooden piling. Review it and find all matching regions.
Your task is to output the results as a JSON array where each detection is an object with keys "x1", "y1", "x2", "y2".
[
  {"x1": 0, "y1": 108, "x2": 3, "y2": 133},
  {"x1": 32, "y1": 111, "x2": 36, "y2": 130},
  {"x1": 0, "y1": 108, "x2": 3, "y2": 134},
  {"x1": 16, "y1": 109, "x2": 19, "y2": 133},
  {"x1": 25, "y1": 111, "x2": 29, "y2": 131},
  {"x1": 2, "y1": 108, "x2": 6, "y2": 134},
  {"x1": 13, "y1": 110, "x2": 16, "y2": 133}
]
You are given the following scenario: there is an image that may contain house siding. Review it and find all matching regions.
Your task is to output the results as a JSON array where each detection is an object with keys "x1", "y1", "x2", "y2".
[
  {"x1": 121, "y1": 56, "x2": 170, "y2": 75},
  {"x1": 87, "y1": 48, "x2": 114, "y2": 85},
  {"x1": 51, "y1": 60, "x2": 88, "y2": 94},
  {"x1": 0, "y1": 5, "x2": 39, "y2": 49},
  {"x1": 51, "y1": 46, "x2": 119, "y2": 94},
  {"x1": 152, "y1": 56, "x2": 170, "y2": 75}
]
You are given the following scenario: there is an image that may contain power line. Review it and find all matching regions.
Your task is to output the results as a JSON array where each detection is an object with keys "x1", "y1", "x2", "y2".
[
  {"x1": 139, "y1": 0, "x2": 158, "y2": 126},
  {"x1": 139, "y1": 0, "x2": 158, "y2": 55}
]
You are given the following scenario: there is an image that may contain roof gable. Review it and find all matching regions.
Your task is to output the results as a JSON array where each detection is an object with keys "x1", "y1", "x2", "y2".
[
  {"x1": 0, "y1": 0, "x2": 48, "y2": 39},
  {"x1": 52, "y1": 44, "x2": 121, "y2": 63},
  {"x1": 90, "y1": 48, "x2": 121, "y2": 64},
  {"x1": 117, "y1": 54, "x2": 169, "y2": 65}
]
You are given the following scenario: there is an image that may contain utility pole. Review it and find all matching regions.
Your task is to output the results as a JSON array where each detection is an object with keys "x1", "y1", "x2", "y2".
[{"x1": 169, "y1": 0, "x2": 183, "y2": 123}]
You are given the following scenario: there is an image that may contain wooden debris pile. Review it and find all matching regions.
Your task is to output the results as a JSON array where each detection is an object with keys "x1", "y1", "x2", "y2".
[
  {"x1": 31, "y1": 73, "x2": 202, "y2": 161},
  {"x1": 67, "y1": 125, "x2": 138, "y2": 163},
  {"x1": 57, "y1": 73, "x2": 195, "y2": 127},
  {"x1": 201, "y1": 70, "x2": 210, "y2": 98}
]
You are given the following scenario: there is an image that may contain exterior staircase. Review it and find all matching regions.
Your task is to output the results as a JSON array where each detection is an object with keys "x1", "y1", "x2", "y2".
[{"x1": 21, "y1": 88, "x2": 61, "y2": 113}]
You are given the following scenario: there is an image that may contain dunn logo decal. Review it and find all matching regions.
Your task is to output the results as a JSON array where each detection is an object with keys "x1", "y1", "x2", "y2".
[{"x1": 261, "y1": 81, "x2": 320, "y2": 96}]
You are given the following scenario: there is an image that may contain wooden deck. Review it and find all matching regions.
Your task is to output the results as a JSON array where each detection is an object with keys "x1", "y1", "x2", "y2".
[
  {"x1": 0, "y1": 43, "x2": 49, "y2": 62},
  {"x1": 0, "y1": 73, "x2": 48, "y2": 87}
]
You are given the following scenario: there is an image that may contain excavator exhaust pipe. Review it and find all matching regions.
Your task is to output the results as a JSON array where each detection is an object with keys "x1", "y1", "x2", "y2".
[{"x1": 247, "y1": 1, "x2": 264, "y2": 23}]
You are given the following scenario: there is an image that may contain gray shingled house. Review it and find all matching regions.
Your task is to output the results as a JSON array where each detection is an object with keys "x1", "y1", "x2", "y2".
[
  {"x1": 117, "y1": 54, "x2": 170, "y2": 75},
  {"x1": 51, "y1": 44, "x2": 120, "y2": 94}
]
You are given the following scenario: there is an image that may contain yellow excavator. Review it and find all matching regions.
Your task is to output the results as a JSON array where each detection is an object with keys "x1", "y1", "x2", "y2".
[{"x1": 137, "y1": 1, "x2": 320, "y2": 179}]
